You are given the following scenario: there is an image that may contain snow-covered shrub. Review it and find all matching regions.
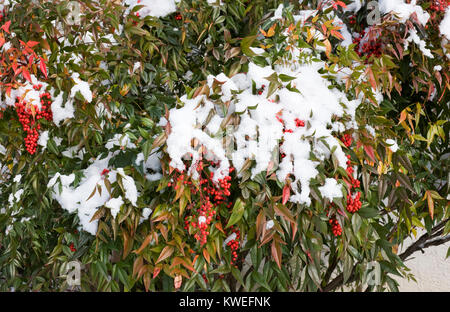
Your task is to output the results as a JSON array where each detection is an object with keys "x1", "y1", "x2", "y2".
[{"x1": 0, "y1": 0, "x2": 447, "y2": 292}]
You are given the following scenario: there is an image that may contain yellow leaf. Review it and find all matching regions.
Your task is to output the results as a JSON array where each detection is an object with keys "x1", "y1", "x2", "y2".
[
  {"x1": 120, "y1": 84, "x2": 130, "y2": 96},
  {"x1": 426, "y1": 190, "x2": 434, "y2": 220},
  {"x1": 267, "y1": 23, "x2": 276, "y2": 37}
]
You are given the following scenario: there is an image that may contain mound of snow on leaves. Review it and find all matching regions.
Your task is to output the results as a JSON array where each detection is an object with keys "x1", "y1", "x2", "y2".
[
  {"x1": 124, "y1": 0, "x2": 179, "y2": 18},
  {"x1": 165, "y1": 55, "x2": 360, "y2": 205}
]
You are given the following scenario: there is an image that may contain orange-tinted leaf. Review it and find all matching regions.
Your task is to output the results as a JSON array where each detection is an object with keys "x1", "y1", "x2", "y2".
[
  {"x1": 132, "y1": 256, "x2": 144, "y2": 278},
  {"x1": 267, "y1": 23, "x2": 276, "y2": 37},
  {"x1": 156, "y1": 246, "x2": 174, "y2": 264},
  {"x1": 202, "y1": 248, "x2": 210, "y2": 264},
  {"x1": 426, "y1": 190, "x2": 434, "y2": 220},
  {"x1": 153, "y1": 266, "x2": 161, "y2": 279},
  {"x1": 1, "y1": 21, "x2": 11, "y2": 34},
  {"x1": 39, "y1": 57, "x2": 47, "y2": 78},
  {"x1": 282, "y1": 184, "x2": 290, "y2": 205},
  {"x1": 274, "y1": 203, "x2": 295, "y2": 223},
  {"x1": 214, "y1": 222, "x2": 225, "y2": 234},
  {"x1": 26, "y1": 41, "x2": 39, "y2": 48},
  {"x1": 134, "y1": 234, "x2": 153, "y2": 254},
  {"x1": 143, "y1": 272, "x2": 151, "y2": 291},
  {"x1": 330, "y1": 29, "x2": 344, "y2": 40},
  {"x1": 271, "y1": 240, "x2": 282, "y2": 269}
]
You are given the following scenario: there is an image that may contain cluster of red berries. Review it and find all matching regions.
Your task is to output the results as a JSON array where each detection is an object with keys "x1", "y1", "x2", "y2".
[
  {"x1": 340, "y1": 134, "x2": 362, "y2": 214},
  {"x1": 173, "y1": 160, "x2": 234, "y2": 245},
  {"x1": 175, "y1": 13, "x2": 182, "y2": 20},
  {"x1": 346, "y1": 191, "x2": 362, "y2": 213},
  {"x1": 329, "y1": 217, "x2": 342, "y2": 237},
  {"x1": 352, "y1": 29, "x2": 382, "y2": 59},
  {"x1": 341, "y1": 133, "x2": 352, "y2": 148},
  {"x1": 15, "y1": 84, "x2": 53, "y2": 155},
  {"x1": 69, "y1": 243, "x2": 76, "y2": 252},
  {"x1": 278, "y1": 115, "x2": 306, "y2": 158},
  {"x1": 276, "y1": 111, "x2": 306, "y2": 135},
  {"x1": 345, "y1": 155, "x2": 361, "y2": 189},
  {"x1": 294, "y1": 118, "x2": 305, "y2": 128},
  {"x1": 226, "y1": 227, "x2": 241, "y2": 266},
  {"x1": 348, "y1": 15, "x2": 356, "y2": 25},
  {"x1": 430, "y1": 0, "x2": 449, "y2": 12},
  {"x1": 101, "y1": 168, "x2": 110, "y2": 176},
  {"x1": 169, "y1": 157, "x2": 242, "y2": 266},
  {"x1": 257, "y1": 84, "x2": 266, "y2": 95},
  {"x1": 326, "y1": 203, "x2": 343, "y2": 237}
]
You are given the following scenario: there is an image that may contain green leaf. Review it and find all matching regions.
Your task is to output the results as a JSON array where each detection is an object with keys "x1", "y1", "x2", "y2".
[
  {"x1": 226, "y1": 198, "x2": 245, "y2": 228},
  {"x1": 240, "y1": 35, "x2": 257, "y2": 57},
  {"x1": 357, "y1": 207, "x2": 379, "y2": 219},
  {"x1": 278, "y1": 74, "x2": 296, "y2": 82}
]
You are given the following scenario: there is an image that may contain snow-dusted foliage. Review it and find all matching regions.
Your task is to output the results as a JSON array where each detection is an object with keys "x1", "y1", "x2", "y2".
[
  {"x1": 0, "y1": 0, "x2": 448, "y2": 293},
  {"x1": 165, "y1": 54, "x2": 359, "y2": 204}
]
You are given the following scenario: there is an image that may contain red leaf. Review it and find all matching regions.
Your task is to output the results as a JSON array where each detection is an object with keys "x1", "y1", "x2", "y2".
[
  {"x1": 153, "y1": 266, "x2": 161, "y2": 279},
  {"x1": 335, "y1": 1, "x2": 347, "y2": 9},
  {"x1": 0, "y1": 36, "x2": 5, "y2": 48},
  {"x1": 39, "y1": 57, "x2": 47, "y2": 78},
  {"x1": 26, "y1": 41, "x2": 39, "y2": 48},
  {"x1": 11, "y1": 63, "x2": 18, "y2": 75},
  {"x1": 22, "y1": 67, "x2": 31, "y2": 82},
  {"x1": 364, "y1": 145, "x2": 376, "y2": 162},
  {"x1": 282, "y1": 184, "x2": 290, "y2": 205},
  {"x1": 1, "y1": 21, "x2": 11, "y2": 34}
]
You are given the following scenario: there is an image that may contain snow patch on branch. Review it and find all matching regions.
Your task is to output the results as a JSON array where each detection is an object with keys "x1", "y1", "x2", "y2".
[{"x1": 165, "y1": 55, "x2": 360, "y2": 205}]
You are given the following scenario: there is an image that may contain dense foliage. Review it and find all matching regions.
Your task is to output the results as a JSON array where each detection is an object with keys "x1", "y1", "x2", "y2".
[{"x1": 0, "y1": 0, "x2": 448, "y2": 292}]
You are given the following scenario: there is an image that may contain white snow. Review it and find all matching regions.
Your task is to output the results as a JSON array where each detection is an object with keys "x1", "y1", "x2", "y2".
[
  {"x1": 13, "y1": 174, "x2": 22, "y2": 183},
  {"x1": 136, "y1": 151, "x2": 162, "y2": 181},
  {"x1": 223, "y1": 233, "x2": 237, "y2": 247},
  {"x1": 378, "y1": 0, "x2": 430, "y2": 26},
  {"x1": 165, "y1": 55, "x2": 360, "y2": 205},
  {"x1": 70, "y1": 73, "x2": 93, "y2": 103},
  {"x1": 266, "y1": 220, "x2": 274, "y2": 230},
  {"x1": 105, "y1": 133, "x2": 137, "y2": 150},
  {"x1": 318, "y1": 178, "x2": 343, "y2": 201},
  {"x1": 117, "y1": 168, "x2": 139, "y2": 206},
  {"x1": 2, "y1": 75, "x2": 46, "y2": 109},
  {"x1": 124, "y1": 0, "x2": 179, "y2": 18},
  {"x1": 48, "y1": 155, "x2": 115, "y2": 235},
  {"x1": 105, "y1": 196, "x2": 124, "y2": 219},
  {"x1": 440, "y1": 7, "x2": 450, "y2": 41},
  {"x1": 272, "y1": 4, "x2": 284, "y2": 20},
  {"x1": 386, "y1": 139, "x2": 399, "y2": 152},
  {"x1": 51, "y1": 93, "x2": 75, "y2": 126},
  {"x1": 38, "y1": 131, "x2": 49, "y2": 149},
  {"x1": 405, "y1": 29, "x2": 434, "y2": 58},
  {"x1": 139, "y1": 207, "x2": 152, "y2": 224}
]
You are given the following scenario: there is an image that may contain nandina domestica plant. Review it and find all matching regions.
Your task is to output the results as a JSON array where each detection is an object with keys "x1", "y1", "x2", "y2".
[{"x1": 0, "y1": 0, "x2": 448, "y2": 292}]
